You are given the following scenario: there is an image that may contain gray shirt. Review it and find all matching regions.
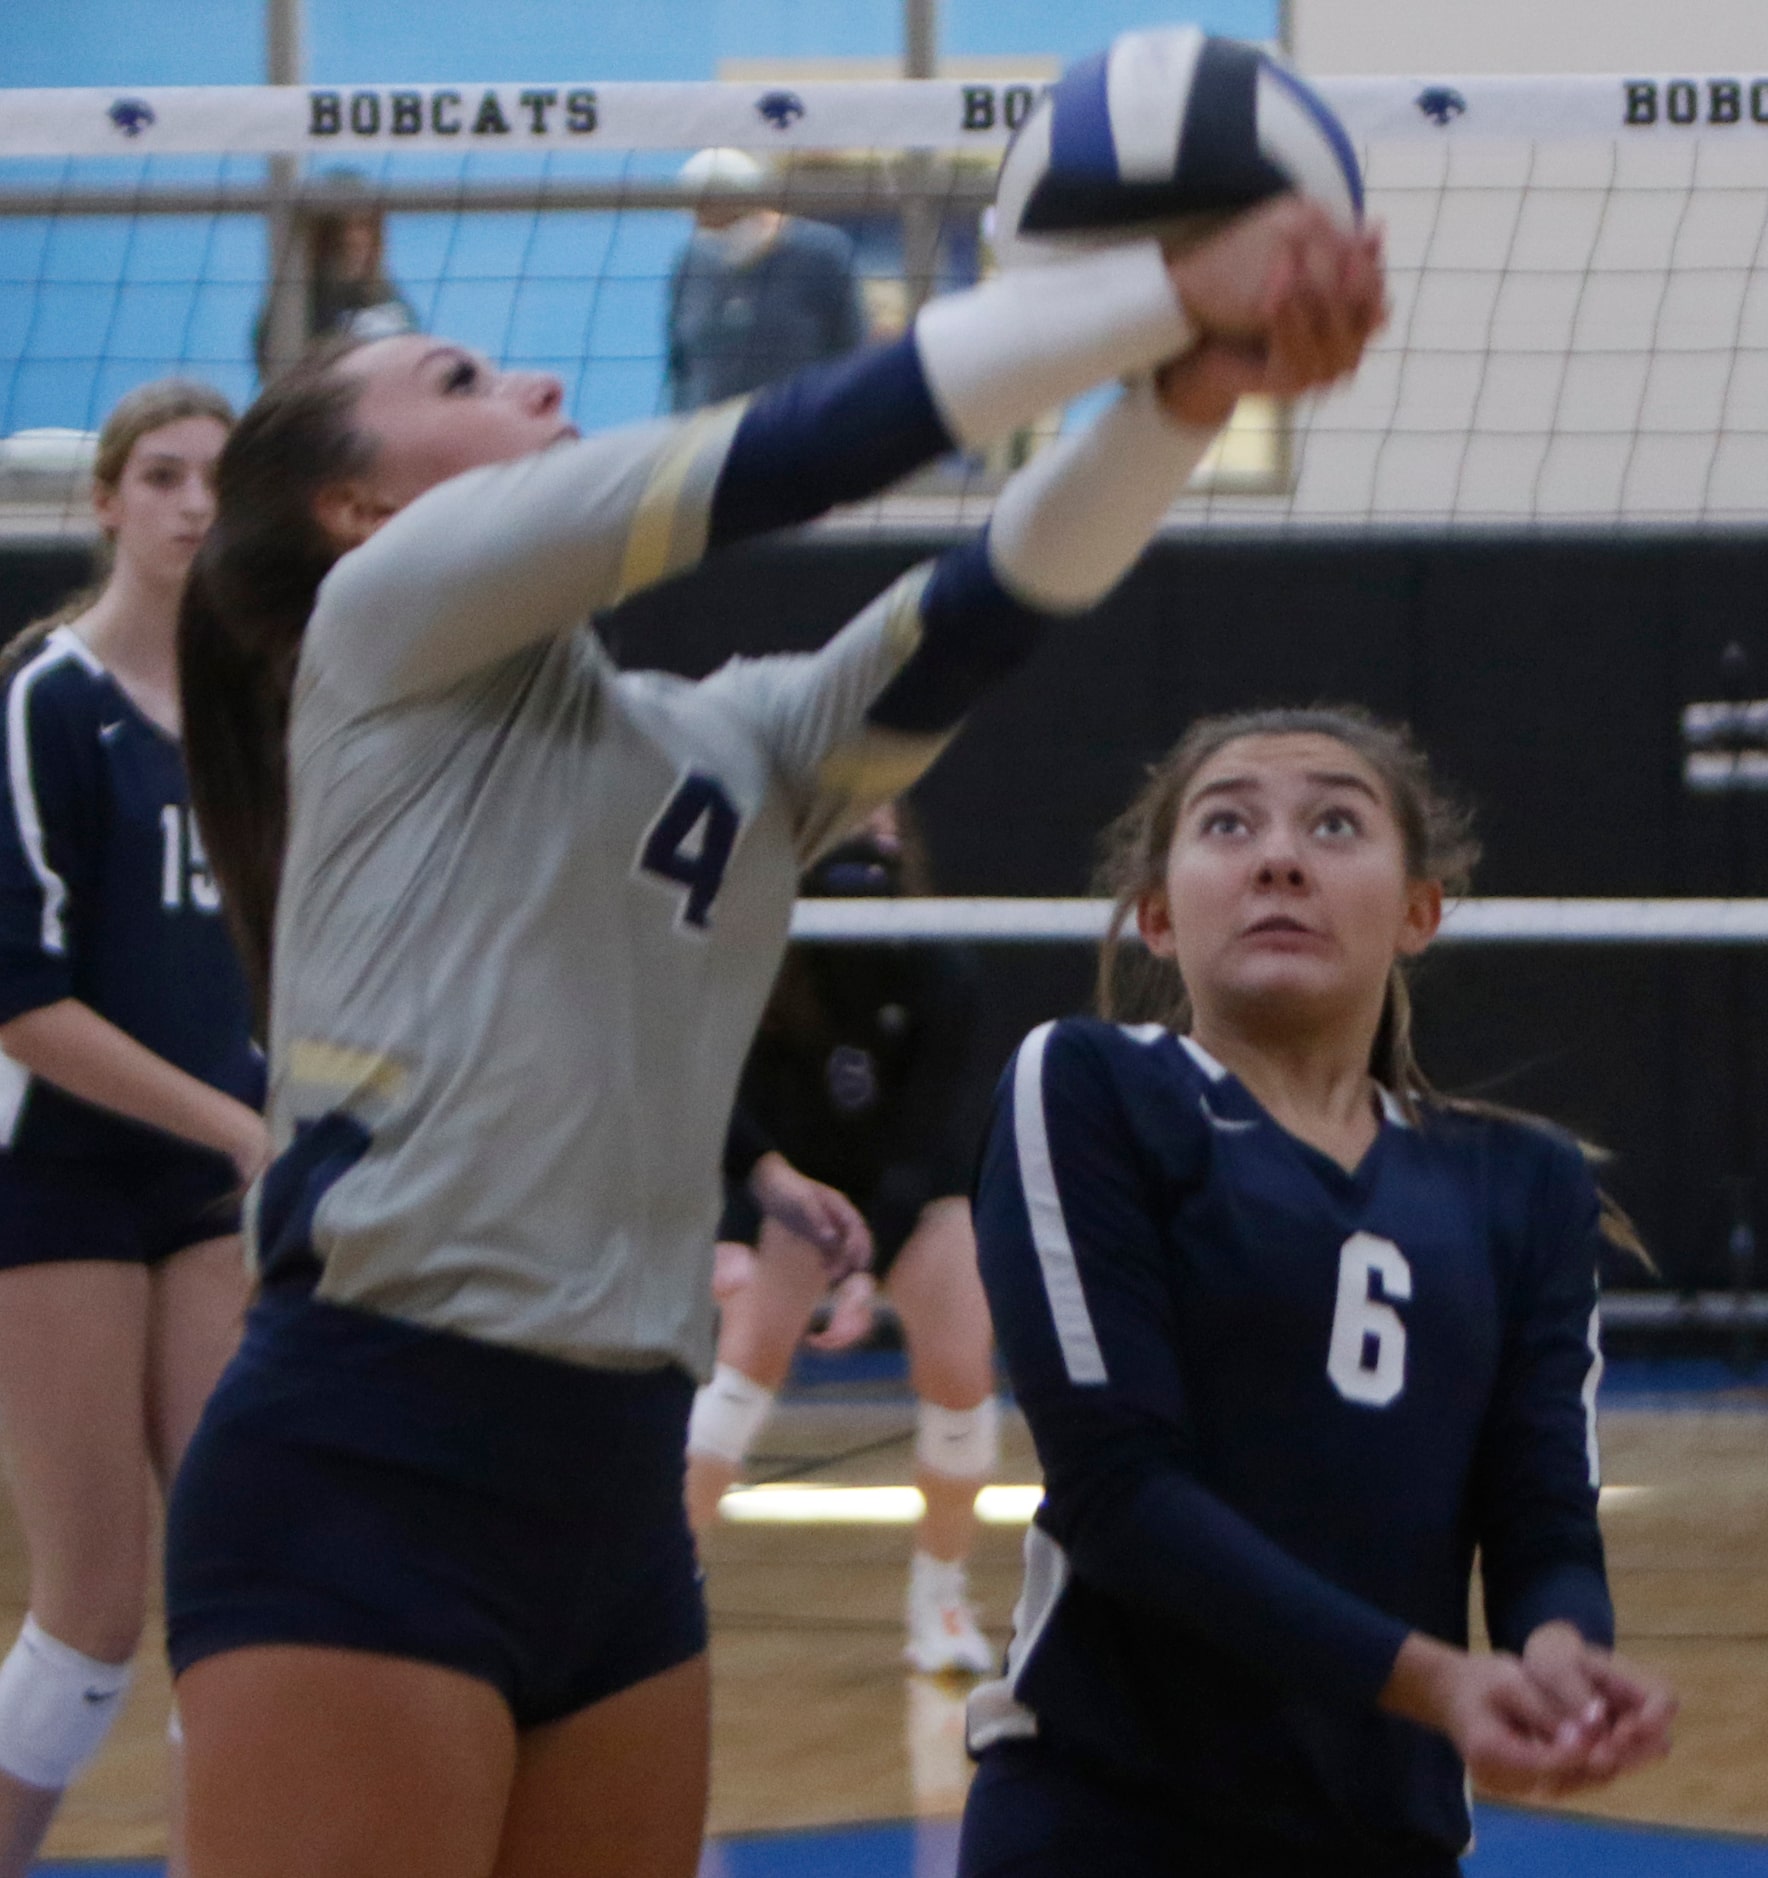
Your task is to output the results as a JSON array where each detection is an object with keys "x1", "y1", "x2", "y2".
[
  {"x1": 667, "y1": 219, "x2": 867, "y2": 413},
  {"x1": 263, "y1": 402, "x2": 950, "y2": 1376}
]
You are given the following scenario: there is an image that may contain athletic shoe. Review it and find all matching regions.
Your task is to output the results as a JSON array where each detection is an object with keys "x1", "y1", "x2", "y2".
[{"x1": 905, "y1": 1550, "x2": 995, "y2": 1675}]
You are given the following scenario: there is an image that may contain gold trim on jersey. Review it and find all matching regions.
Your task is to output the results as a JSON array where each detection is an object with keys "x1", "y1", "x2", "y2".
[
  {"x1": 814, "y1": 724, "x2": 951, "y2": 803},
  {"x1": 286, "y1": 1037, "x2": 409, "y2": 1107},
  {"x1": 615, "y1": 398, "x2": 749, "y2": 603}
]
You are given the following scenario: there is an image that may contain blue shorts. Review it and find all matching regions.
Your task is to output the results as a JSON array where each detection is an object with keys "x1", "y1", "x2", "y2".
[
  {"x1": 166, "y1": 1293, "x2": 706, "y2": 1730},
  {"x1": 0, "y1": 1147, "x2": 242, "y2": 1272},
  {"x1": 958, "y1": 1743, "x2": 1462, "y2": 1878}
]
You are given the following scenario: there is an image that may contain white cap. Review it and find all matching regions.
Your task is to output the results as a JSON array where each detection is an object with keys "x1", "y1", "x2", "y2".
[{"x1": 679, "y1": 147, "x2": 765, "y2": 190}]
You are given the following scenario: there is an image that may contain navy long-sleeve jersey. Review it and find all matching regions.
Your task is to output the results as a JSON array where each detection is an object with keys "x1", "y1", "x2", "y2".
[
  {"x1": 969, "y1": 1018, "x2": 1611, "y2": 1865},
  {"x1": 0, "y1": 628, "x2": 261, "y2": 1163}
]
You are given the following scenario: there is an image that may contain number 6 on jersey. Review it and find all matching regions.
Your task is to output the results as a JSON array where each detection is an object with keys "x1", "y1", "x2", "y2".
[{"x1": 1327, "y1": 1231, "x2": 1412, "y2": 1408}]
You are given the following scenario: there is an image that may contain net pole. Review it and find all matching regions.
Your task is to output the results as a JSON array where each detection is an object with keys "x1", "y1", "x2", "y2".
[
  {"x1": 900, "y1": 0, "x2": 941, "y2": 318},
  {"x1": 261, "y1": 0, "x2": 309, "y2": 379}
]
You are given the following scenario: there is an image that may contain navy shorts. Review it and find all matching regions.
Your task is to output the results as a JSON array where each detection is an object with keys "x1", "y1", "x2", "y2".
[
  {"x1": 958, "y1": 1743, "x2": 1462, "y2": 1878},
  {"x1": 0, "y1": 1147, "x2": 242, "y2": 1273},
  {"x1": 166, "y1": 1292, "x2": 707, "y2": 1730}
]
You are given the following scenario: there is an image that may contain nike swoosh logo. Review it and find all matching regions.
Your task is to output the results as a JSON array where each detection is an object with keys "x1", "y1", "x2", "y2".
[
  {"x1": 99, "y1": 721, "x2": 124, "y2": 742},
  {"x1": 82, "y1": 1687, "x2": 119, "y2": 1705},
  {"x1": 1198, "y1": 1094, "x2": 1260, "y2": 1135}
]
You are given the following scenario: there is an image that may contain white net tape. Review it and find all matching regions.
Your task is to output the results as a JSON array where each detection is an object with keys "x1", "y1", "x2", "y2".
[
  {"x1": 0, "y1": 73, "x2": 1754, "y2": 159},
  {"x1": 789, "y1": 897, "x2": 1768, "y2": 943}
]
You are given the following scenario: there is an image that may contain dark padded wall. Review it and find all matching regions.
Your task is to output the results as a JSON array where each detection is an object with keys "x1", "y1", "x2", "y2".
[
  {"x1": 0, "y1": 542, "x2": 92, "y2": 645},
  {"x1": 12, "y1": 531, "x2": 1768, "y2": 1287}
]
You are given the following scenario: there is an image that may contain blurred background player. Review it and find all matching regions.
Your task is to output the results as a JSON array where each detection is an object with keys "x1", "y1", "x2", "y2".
[
  {"x1": 687, "y1": 802, "x2": 998, "y2": 1674},
  {"x1": 0, "y1": 380, "x2": 266, "y2": 1878},
  {"x1": 168, "y1": 206, "x2": 1385, "y2": 1876},
  {"x1": 962, "y1": 707, "x2": 1676, "y2": 1878},
  {"x1": 666, "y1": 147, "x2": 869, "y2": 413},
  {"x1": 253, "y1": 166, "x2": 419, "y2": 382}
]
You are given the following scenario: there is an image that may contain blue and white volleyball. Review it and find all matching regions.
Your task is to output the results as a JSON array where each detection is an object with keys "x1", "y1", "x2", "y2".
[{"x1": 991, "y1": 27, "x2": 1362, "y2": 269}]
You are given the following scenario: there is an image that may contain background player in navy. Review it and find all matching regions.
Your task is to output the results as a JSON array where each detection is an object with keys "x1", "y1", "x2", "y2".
[
  {"x1": 961, "y1": 707, "x2": 1677, "y2": 1878},
  {"x1": 170, "y1": 204, "x2": 1384, "y2": 1877},
  {"x1": 0, "y1": 381, "x2": 265, "y2": 1877},
  {"x1": 688, "y1": 801, "x2": 1001, "y2": 1674}
]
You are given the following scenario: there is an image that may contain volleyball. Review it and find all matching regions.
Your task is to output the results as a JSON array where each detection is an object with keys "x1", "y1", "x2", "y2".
[{"x1": 990, "y1": 27, "x2": 1364, "y2": 269}]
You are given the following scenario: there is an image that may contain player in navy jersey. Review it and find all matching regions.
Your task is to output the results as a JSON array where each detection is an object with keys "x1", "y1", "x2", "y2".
[
  {"x1": 688, "y1": 802, "x2": 1001, "y2": 1674},
  {"x1": 960, "y1": 707, "x2": 1677, "y2": 1878},
  {"x1": 0, "y1": 381, "x2": 266, "y2": 1877},
  {"x1": 170, "y1": 203, "x2": 1384, "y2": 1877}
]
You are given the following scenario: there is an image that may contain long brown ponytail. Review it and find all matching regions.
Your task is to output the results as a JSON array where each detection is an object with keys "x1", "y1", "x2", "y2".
[
  {"x1": 1094, "y1": 704, "x2": 1647, "y2": 1260},
  {"x1": 178, "y1": 346, "x2": 371, "y2": 1027}
]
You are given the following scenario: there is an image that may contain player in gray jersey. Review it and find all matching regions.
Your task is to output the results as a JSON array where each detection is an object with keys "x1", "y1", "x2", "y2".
[{"x1": 163, "y1": 199, "x2": 1385, "y2": 1878}]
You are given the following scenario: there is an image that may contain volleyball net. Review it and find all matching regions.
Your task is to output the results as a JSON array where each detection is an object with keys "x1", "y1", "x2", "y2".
[{"x1": 5, "y1": 70, "x2": 1768, "y2": 534}]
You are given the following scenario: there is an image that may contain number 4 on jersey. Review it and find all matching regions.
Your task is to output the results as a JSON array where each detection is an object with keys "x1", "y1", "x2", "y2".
[
  {"x1": 638, "y1": 772, "x2": 740, "y2": 930},
  {"x1": 1327, "y1": 1232, "x2": 1412, "y2": 1408}
]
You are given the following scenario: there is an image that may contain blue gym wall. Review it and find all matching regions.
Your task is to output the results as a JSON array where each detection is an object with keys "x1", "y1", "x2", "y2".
[
  {"x1": 0, "y1": 2, "x2": 1279, "y2": 87},
  {"x1": 0, "y1": 2, "x2": 1278, "y2": 434}
]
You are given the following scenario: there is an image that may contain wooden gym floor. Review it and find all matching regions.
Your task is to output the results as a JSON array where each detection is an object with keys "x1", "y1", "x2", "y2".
[{"x1": 12, "y1": 1369, "x2": 1768, "y2": 1864}]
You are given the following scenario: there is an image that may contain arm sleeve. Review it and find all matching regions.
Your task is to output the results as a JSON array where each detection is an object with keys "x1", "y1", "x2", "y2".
[
  {"x1": 976, "y1": 1022, "x2": 1412, "y2": 1707},
  {"x1": 307, "y1": 246, "x2": 1196, "y2": 711},
  {"x1": 710, "y1": 378, "x2": 1219, "y2": 861},
  {"x1": 722, "y1": 1098, "x2": 775, "y2": 1187},
  {"x1": 1474, "y1": 1141, "x2": 1615, "y2": 1653},
  {"x1": 0, "y1": 668, "x2": 96, "y2": 1025}
]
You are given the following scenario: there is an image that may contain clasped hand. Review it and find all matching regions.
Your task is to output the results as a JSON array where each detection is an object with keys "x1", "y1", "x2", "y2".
[
  {"x1": 1384, "y1": 1622, "x2": 1676, "y2": 1800},
  {"x1": 1155, "y1": 195, "x2": 1389, "y2": 427}
]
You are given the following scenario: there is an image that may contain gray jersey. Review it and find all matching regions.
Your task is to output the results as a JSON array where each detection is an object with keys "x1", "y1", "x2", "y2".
[{"x1": 263, "y1": 405, "x2": 951, "y2": 1376}]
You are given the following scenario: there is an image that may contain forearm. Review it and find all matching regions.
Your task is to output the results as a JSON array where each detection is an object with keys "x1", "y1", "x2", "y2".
[
  {"x1": 1488, "y1": 1558, "x2": 1615, "y2": 1654},
  {"x1": 744, "y1": 1149, "x2": 798, "y2": 1212},
  {"x1": 986, "y1": 375, "x2": 1215, "y2": 610},
  {"x1": 915, "y1": 243, "x2": 1193, "y2": 449},
  {"x1": 1379, "y1": 1632, "x2": 1466, "y2": 1730},
  {"x1": 862, "y1": 382, "x2": 1219, "y2": 735},
  {"x1": 706, "y1": 244, "x2": 1192, "y2": 549},
  {"x1": 0, "y1": 999, "x2": 258, "y2": 1161},
  {"x1": 1050, "y1": 1455, "x2": 1409, "y2": 1708}
]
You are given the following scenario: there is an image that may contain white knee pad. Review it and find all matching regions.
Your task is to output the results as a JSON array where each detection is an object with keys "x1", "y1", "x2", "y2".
[
  {"x1": 917, "y1": 1395, "x2": 1001, "y2": 1481},
  {"x1": 0, "y1": 1616, "x2": 131, "y2": 1791},
  {"x1": 687, "y1": 1364, "x2": 776, "y2": 1466}
]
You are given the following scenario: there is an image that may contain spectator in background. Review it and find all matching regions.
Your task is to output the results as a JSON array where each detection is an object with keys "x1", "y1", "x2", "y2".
[
  {"x1": 666, "y1": 148, "x2": 868, "y2": 412},
  {"x1": 254, "y1": 167, "x2": 419, "y2": 381}
]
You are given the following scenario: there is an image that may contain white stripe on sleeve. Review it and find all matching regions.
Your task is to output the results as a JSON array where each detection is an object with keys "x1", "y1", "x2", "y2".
[
  {"x1": 1011, "y1": 1022, "x2": 1108, "y2": 1385},
  {"x1": 5, "y1": 638, "x2": 79, "y2": 957},
  {"x1": 0, "y1": 1049, "x2": 28, "y2": 1146},
  {"x1": 1582, "y1": 1300, "x2": 1605, "y2": 1490}
]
